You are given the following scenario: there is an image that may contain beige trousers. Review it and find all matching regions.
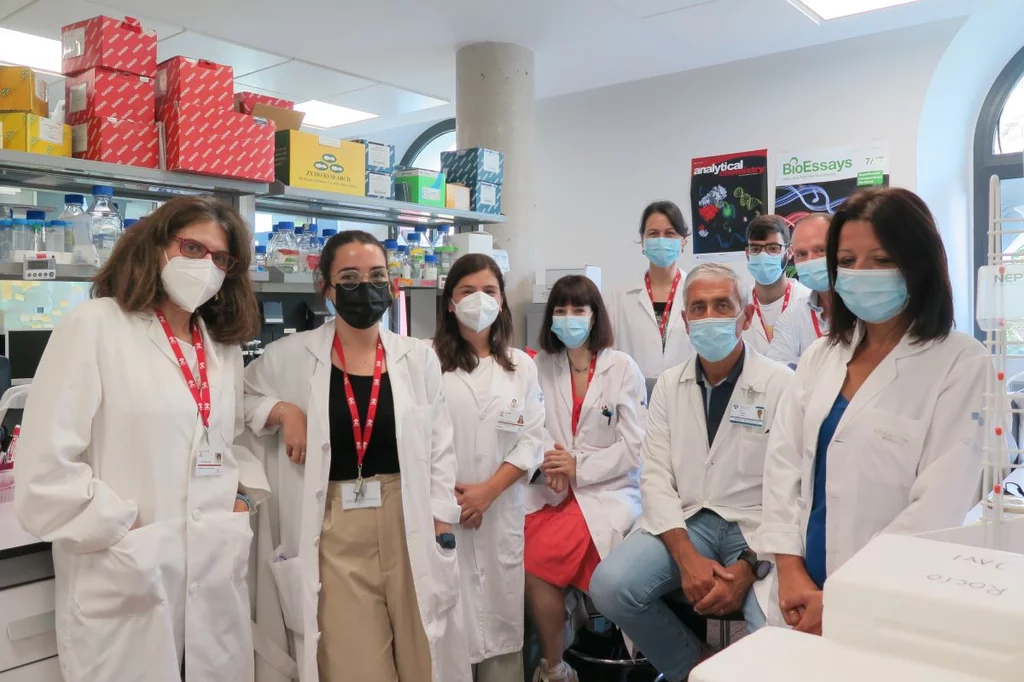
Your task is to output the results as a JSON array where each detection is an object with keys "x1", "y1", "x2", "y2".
[
  {"x1": 472, "y1": 651, "x2": 524, "y2": 682},
  {"x1": 318, "y1": 474, "x2": 432, "y2": 682}
]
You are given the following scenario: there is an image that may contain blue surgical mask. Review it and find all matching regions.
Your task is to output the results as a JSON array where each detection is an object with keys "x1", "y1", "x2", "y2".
[
  {"x1": 326, "y1": 297, "x2": 337, "y2": 317},
  {"x1": 687, "y1": 315, "x2": 741, "y2": 363},
  {"x1": 834, "y1": 267, "x2": 908, "y2": 324},
  {"x1": 747, "y1": 252, "x2": 785, "y2": 286},
  {"x1": 644, "y1": 237, "x2": 681, "y2": 268},
  {"x1": 551, "y1": 315, "x2": 591, "y2": 349},
  {"x1": 795, "y1": 257, "x2": 830, "y2": 292}
]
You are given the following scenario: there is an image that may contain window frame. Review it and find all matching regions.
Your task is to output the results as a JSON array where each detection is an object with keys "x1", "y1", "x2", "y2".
[{"x1": 400, "y1": 118, "x2": 456, "y2": 169}]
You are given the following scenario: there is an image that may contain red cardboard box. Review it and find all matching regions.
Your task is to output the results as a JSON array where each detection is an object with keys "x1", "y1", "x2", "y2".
[
  {"x1": 65, "y1": 68, "x2": 154, "y2": 125},
  {"x1": 71, "y1": 116, "x2": 158, "y2": 168},
  {"x1": 161, "y1": 106, "x2": 275, "y2": 182},
  {"x1": 61, "y1": 16, "x2": 157, "y2": 77},
  {"x1": 235, "y1": 91, "x2": 294, "y2": 115},
  {"x1": 156, "y1": 57, "x2": 234, "y2": 118}
]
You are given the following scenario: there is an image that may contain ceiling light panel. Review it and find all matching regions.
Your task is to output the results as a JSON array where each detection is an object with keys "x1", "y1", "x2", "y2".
[
  {"x1": 787, "y1": 0, "x2": 922, "y2": 22},
  {"x1": 324, "y1": 85, "x2": 447, "y2": 119},
  {"x1": 235, "y1": 60, "x2": 373, "y2": 102},
  {"x1": 294, "y1": 100, "x2": 377, "y2": 129},
  {"x1": 0, "y1": 27, "x2": 60, "y2": 72},
  {"x1": 1, "y1": 0, "x2": 181, "y2": 40}
]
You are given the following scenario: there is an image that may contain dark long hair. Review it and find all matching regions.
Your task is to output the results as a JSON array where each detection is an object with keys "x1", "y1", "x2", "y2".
[
  {"x1": 639, "y1": 200, "x2": 690, "y2": 239},
  {"x1": 435, "y1": 254, "x2": 516, "y2": 373},
  {"x1": 316, "y1": 229, "x2": 388, "y2": 297},
  {"x1": 538, "y1": 275, "x2": 614, "y2": 353}
]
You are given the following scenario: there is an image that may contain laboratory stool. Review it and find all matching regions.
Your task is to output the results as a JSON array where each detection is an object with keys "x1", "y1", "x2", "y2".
[{"x1": 563, "y1": 594, "x2": 657, "y2": 682}]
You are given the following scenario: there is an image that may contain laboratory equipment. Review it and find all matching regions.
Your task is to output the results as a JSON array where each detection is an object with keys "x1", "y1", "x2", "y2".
[
  {"x1": 271, "y1": 221, "x2": 299, "y2": 273},
  {"x1": 6, "y1": 329, "x2": 54, "y2": 384},
  {"x1": 29, "y1": 220, "x2": 45, "y2": 252},
  {"x1": 23, "y1": 254, "x2": 57, "y2": 280},
  {"x1": 11, "y1": 219, "x2": 31, "y2": 252},
  {"x1": 436, "y1": 245, "x2": 457, "y2": 276},
  {"x1": 414, "y1": 225, "x2": 434, "y2": 258},
  {"x1": 407, "y1": 232, "x2": 425, "y2": 273},
  {"x1": 88, "y1": 186, "x2": 122, "y2": 265},
  {"x1": 385, "y1": 239, "x2": 401, "y2": 279},
  {"x1": 0, "y1": 219, "x2": 12, "y2": 262},
  {"x1": 124, "y1": 219, "x2": 139, "y2": 229},
  {"x1": 44, "y1": 221, "x2": 65, "y2": 252},
  {"x1": 254, "y1": 245, "x2": 268, "y2": 271},
  {"x1": 423, "y1": 254, "x2": 438, "y2": 281},
  {"x1": 398, "y1": 245, "x2": 412, "y2": 279},
  {"x1": 59, "y1": 194, "x2": 89, "y2": 255}
]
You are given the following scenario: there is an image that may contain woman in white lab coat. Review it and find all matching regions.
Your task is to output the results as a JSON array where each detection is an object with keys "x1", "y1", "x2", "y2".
[
  {"x1": 243, "y1": 230, "x2": 468, "y2": 682},
  {"x1": 526, "y1": 276, "x2": 647, "y2": 682},
  {"x1": 14, "y1": 196, "x2": 268, "y2": 682},
  {"x1": 433, "y1": 253, "x2": 544, "y2": 682},
  {"x1": 609, "y1": 201, "x2": 692, "y2": 381},
  {"x1": 757, "y1": 188, "x2": 993, "y2": 635}
]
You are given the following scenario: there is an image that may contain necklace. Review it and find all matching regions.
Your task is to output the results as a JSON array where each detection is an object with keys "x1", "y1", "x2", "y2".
[{"x1": 569, "y1": 353, "x2": 592, "y2": 374}]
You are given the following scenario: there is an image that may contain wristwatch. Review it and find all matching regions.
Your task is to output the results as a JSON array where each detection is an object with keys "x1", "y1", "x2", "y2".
[
  {"x1": 436, "y1": 533, "x2": 456, "y2": 550},
  {"x1": 738, "y1": 548, "x2": 772, "y2": 580}
]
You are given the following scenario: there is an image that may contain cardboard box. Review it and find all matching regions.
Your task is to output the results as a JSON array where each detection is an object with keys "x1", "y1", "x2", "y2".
[
  {"x1": 235, "y1": 91, "x2": 294, "y2": 115},
  {"x1": 0, "y1": 114, "x2": 71, "y2": 156},
  {"x1": 441, "y1": 147, "x2": 504, "y2": 185},
  {"x1": 446, "y1": 183, "x2": 470, "y2": 210},
  {"x1": 467, "y1": 180, "x2": 501, "y2": 214},
  {"x1": 0, "y1": 67, "x2": 48, "y2": 116},
  {"x1": 367, "y1": 171, "x2": 394, "y2": 199},
  {"x1": 395, "y1": 169, "x2": 446, "y2": 207},
  {"x1": 71, "y1": 116, "x2": 158, "y2": 167},
  {"x1": 354, "y1": 139, "x2": 395, "y2": 173},
  {"x1": 62, "y1": 16, "x2": 157, "y2": 77},
  {"x1": 65, "y1": 68, "x2": 154, "y2": 125},
  {"x1": 156, "y1": 57, "x2": 233, "y2": 118},
  {"x1": 161, "y1": 105, "x2": 275, "y2": 181},
  {"x1": 275, "y1": 130, "x2": 366, "y2": 196}
]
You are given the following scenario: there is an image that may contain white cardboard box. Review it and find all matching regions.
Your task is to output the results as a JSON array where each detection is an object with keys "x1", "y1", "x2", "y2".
[
  {"x1": 532, "y1": 266, "x2": 602, "y2": 303},
  {"x1": 450, "y1": 232, "x2": 493, "y2": 260}
]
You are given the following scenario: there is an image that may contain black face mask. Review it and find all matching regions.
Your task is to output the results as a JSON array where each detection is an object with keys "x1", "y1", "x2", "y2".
[{"x1": 333, "y1": 283, "x2": 393, "y2": 329}]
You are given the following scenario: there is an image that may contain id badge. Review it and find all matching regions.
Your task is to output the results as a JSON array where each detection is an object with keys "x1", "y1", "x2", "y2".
[
  {"x1": 729, "y1": 403, "x2": 766, "y2": 428},
  {"x1": 342, "y1": 480, "x2": 382, "y2": 509},
  {"x1": 496, "y1": 407, "x2": 524, "y2": 433},
  {"x1": 194, "y1": 432, "x2": 224, "y2": 477}
]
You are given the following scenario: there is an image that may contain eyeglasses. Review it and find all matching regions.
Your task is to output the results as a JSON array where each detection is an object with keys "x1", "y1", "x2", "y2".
[
  {"x1": 747, "y1": 243, "x2": 787, "y2": 256},
  {"x1": 174, "y1": 237, "x2": 238, "y2": 272},
  {"x1": 335, "y1": 268, "x2": 391, "y2": 290}
]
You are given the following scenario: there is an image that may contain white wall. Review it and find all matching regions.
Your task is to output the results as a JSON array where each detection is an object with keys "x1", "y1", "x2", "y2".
[{"x1": 527, "y1": 19, "x2": 965, "y2": 296}]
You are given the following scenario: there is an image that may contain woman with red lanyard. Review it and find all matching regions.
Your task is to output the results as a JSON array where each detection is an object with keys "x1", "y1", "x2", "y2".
[
  {"x1": 14, "y1": 196, "x2": 268, "y2": 682},
  {"x1": 609, "y1": 201, "x2": 693, "y2": 384},
  {"x1": 742, "y1": 214, "x2": 811, "y2": 356},
  {"x1": 526, "y1": 276, "x2": 647, "y2": 682},
  {"x1": 243, "y1": 231, "x2": 469, "y2": 682}
]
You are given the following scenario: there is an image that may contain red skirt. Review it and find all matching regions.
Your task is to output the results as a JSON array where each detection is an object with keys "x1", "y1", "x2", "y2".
[{"x1": 524, "y1": 491, "x2": 602, "y2": 592}]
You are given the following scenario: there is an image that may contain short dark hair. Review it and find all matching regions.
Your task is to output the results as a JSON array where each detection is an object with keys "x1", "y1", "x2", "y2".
[
  {"x1": 317, "y1": 230, "x2": 388, "y2": 296},
  {"x1": 827, "y1": 187, "x2": 954, "y2": 345},
  {"x1": 538, "y1": 276, "x2": 615, "y2": 354},
  {"x1": 747, "y1": 214, "x2": 791, "y2": 243},
  {"x1": 640, "y1": 201, "x2": 690, "y2": 239},
  {"x1": 435, "y1": 254, "x2": 516, "y2": 373}
]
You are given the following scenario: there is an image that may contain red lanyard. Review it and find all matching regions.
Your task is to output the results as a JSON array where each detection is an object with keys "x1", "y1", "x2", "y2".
[
  {"x1": 156, "y1": 309, "x2": 210, "y2": 430},
  {"x1": 332, "y1": 334, "x2": 385, "y2": 481},
  {"x1": 645, "y1": 270, "x2": 682, "y2": 345},
  {"x1": 570, "y1": 353, "x2": 598, "y2": 436},
  {"x1": 810, "y1": 308, "x2": 823, "y2": 339},
  {"x1": 752, "y1": 282, "x2": 792, "y2": 343}
]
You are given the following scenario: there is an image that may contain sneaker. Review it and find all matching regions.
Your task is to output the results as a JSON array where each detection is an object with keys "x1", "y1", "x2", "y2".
[{"x1": 532, "y1": 660, "x2": 578, "y2": 682}]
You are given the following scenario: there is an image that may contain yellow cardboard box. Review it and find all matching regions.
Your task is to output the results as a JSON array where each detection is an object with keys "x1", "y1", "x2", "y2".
[
  {"x1": 275, "y1": 130, "x2": 366, "y2": 196},
  {"x1": 0, "y1": 114, "x2": 71, "y2": 157},
  {"x1": 0, "y1": 67, "x2": 48, "y2": 116}
]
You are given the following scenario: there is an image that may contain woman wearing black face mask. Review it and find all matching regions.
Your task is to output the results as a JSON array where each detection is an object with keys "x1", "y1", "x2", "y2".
[{"x1": 243, "y1": 231, "x2": 469, "y2": 682}]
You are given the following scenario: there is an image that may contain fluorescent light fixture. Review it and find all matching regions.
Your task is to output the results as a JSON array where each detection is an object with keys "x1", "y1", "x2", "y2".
[
  {"x1": 0, "y1": 28, "x2": 61, "y2": 74},
  {"x1": 788, "y1": 0, "x2": 922, "y2": 22},
  {"x1": 294, "y1": 100, "x2": 377, "y2": 129}
]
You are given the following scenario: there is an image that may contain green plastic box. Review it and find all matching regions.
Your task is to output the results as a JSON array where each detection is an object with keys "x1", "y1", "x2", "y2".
[{"x1": 395, "y1": 169, "x2": 446, "y2": 207}]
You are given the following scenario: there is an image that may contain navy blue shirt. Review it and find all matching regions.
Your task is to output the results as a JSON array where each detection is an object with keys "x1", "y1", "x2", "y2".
[
  {"x1": 805, "y1": 393, "x2": 849, "y2": 589},
  {"x1": 694, "y1": 348, "x2": 746, "y2": 446}
]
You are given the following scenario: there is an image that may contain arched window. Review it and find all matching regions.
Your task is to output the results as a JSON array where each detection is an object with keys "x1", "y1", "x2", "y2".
[
  {"x1": 401, "y1": 119, "x2": 456, "y2": 171},
  {"x1": 974, "y1": 46, "x2": 1024, "y2": 350}
]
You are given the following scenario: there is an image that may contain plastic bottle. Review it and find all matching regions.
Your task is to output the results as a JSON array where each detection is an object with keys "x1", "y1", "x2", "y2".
[
  {"x1": 272, "y1": 221, "x2": 299, "y2": 273},
  {"x1": 384, "y1": 239, "x2": 402, "y2": 279},
  {"x1": 266, "y1": 224, "x2": 280, "y2": 263},
  {"x1": 45, "y1": 221, "x2": 66, "y2": 252},
  {"x1": 423, "y1": 254, "x2": 439, "y2": 281},
  {"x1": 436, "y1": 245, "x2": 456, "y2": 276},
  {"x1": 59, "y1": 194, "x2": 89, "y2": 254},
  {"x1": 0, "y1": 219, "x2": 12, "y2": 262},
  {"x1": 254, "y1": 245, "x2": 268, "y2": 272},
  {"x1": 434, "y1": 225, "x2": 450, "y2": 250},
  {"x1": 407, "y1": 232, "x2": 425, "y2": 277},
  {"x1": 11, "y1": 219, "x2": 31, "y2": 253},
  {"x1": 124, "y1": 219, "x2": 139, "y2": 230},
  {"x1": 293, "y1": 225, "x2": 306, "y2": 272},
  {"x1": 398, "y1": 245, "x2": 412, "y2": 279},
  {"x1": 302, "y1": 224, "x2": 319, "y2": 273},
  {"x1": 414, "y1": 226, "x2": 433, "y2": 259},
  {"x1": 88, "y1": 186, "x2": 123, "y2": 266}
]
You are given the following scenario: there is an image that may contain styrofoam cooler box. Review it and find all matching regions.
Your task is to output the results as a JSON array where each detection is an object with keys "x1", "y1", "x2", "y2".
[
  {"x1": 691, "y1": 627, "x2": 988, "y2": 682},
  {"x1": 824, "y1": 533, "x2": 1024, "y2": 681},
  {"x1": 544, "y1": 266, "x2": 601, "y2": 290},
  {"x1": 450, "y1": 232, "x2": 493, "y2": 260}
]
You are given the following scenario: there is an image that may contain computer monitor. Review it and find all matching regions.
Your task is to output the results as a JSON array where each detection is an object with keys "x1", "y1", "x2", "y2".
[{"x1": 5, "y1": 329, "x2": 53, "y2": 383}]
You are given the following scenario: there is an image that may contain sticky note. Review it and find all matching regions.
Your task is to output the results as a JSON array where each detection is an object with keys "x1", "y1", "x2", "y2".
[
  {"x1": 1, "y1": 282, "x2": 11, "y2": 300},
  {"x1": 59, "y1": 300, "x2": 69, "y2": 308},
  {"x1": 19, "y1": 315, "x2": 29, "y2": 322},
  {"x1": 52, "y1": 310, "x2": 62, "y2": 316},
  {"x1": 13, "y1": 293, "x2": 24, "y2": 301}
]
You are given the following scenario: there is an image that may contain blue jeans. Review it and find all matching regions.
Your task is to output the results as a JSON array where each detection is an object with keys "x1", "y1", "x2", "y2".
[{"x1": 589, "y1": 510, "x2": 766, "y2": 682}]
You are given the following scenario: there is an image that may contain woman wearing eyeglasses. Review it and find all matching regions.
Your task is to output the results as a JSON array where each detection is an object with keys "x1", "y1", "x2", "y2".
[
  {"x1": 15, "y1": 196, "x2": 268, "y2": 682},
  {"x1": 243, "y1": 231, "x2": 469, "y2": 682}
]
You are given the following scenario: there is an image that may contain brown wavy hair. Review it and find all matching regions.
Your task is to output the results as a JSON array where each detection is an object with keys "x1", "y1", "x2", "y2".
[{"x1": 91, "y1": 196, "x2": 260, "y2": 345}]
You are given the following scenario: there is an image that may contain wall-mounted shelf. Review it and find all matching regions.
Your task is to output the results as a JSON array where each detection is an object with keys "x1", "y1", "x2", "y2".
[{"x1": 256, "y1": 182, "x2": 507, "y2": 229}]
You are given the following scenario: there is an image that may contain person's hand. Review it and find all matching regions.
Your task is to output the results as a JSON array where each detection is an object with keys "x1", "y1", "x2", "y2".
[
  {"x1": 541, "y1": 444, "x2": 577, "y2": 484},
  {"x1": 278, "y1": 403, "x2": 307, "y2": 464},
  {"x1": 680, "y1": 553, "x2": 730, "y2": 605},
  {"x1": 455, "y1": 482, "x2": 497, "y2": 528},
  {"x1": 787, "y1": 590, "x2": 824, "y2": 635},
  {"x1": 233, "y1": 497, "x2": 250, "y2": 513},
  {"x1": 546, "y1": 472, "x2": 569, "y2": 494},
  {"x1": 433, "y1": 519, "x2": 453, "y2": 536},
  {"x1": 778, "y1": 564, "x2": 820, "y2": 627},
  {"x1": 694, "y1": 561, "x2": 754, "y2": 617}
]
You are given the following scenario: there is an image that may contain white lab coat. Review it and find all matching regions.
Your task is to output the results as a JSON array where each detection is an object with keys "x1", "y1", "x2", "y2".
[
  {"x1": 14, "y1": 297, "x2": 269, "y2": 682},
  {"x1": 609, "y1": 275, "x2": 692, "y2": 380},
  {"x1": 442, "y1": 349, "x2": 544, "y2": 663},
  {"x1": 756, "y1": 327, "x2": 992, "y2": 626},
  {"x1": 743, "y1": 280, "x2": 811, "y2": 356},
  {"x1": 527, "y1": 349, "x2": 647, "y2": 560},
  {"x1": 243, "y1": 324, "x2": 470, "y2": 682},
  {"x1": 766, "y1": 291, "x2": 829, "y2": 368}
]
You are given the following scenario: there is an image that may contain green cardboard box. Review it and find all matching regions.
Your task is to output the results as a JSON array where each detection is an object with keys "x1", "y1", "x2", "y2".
[{"x1": 395, "y1": 169, "x2": 446, "y2": 207}]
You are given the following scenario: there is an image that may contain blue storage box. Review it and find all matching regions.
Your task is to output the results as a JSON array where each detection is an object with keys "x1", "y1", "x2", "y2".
[
  {"x1": 366, "y1": 171, "x2": 394, "y2": 199},
  {"x1": 468, "y1": 181, "x2": 501, "y2": 215},
  {"x1": 355, "y1": 139, "x2": 396, "y2": 174},
  {"x1": 441, "y1": 147, "x2": 503, "y2": 185}
]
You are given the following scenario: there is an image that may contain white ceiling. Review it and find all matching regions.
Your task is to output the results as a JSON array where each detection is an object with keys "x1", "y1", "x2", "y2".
[{"x1": 0, "y1": 0, "x2": 989, "y2": 136}]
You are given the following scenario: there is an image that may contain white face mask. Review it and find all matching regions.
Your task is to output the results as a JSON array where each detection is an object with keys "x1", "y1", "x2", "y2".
[
  {"x1": 454, "y1": 291, "x2": 500, "y2": 333},
  {"x1": 161, "y1": 255, "x2": 226, "y2": 313}
]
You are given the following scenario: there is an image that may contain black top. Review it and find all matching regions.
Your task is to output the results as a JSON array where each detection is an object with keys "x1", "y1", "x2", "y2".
[
  {"x1": 694, "y1": 348, "x2": 746, "y2": 446},
  {"x1": 328, "y1": 367, "x2": 400, "y2": 481},
  {"x1": 652, "y1": 301, "x2": 667, "y2": 319}
]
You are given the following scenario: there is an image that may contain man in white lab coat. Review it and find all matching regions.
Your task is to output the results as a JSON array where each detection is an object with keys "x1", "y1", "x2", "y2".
[
  {"x1": 590, "y1": 263, "x2": 793, "y2": 682},
  {"x1": 742, "y1": 215, "x2": 810, "y2": 356}
]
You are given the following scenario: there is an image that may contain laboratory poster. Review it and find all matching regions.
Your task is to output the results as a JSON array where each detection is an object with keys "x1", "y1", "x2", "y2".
[
  {"x1": 773, "y1": 143, "x2": 890, "y2": 228},
  {"x1": 690, "y1": 149, "x2": 769, "y2": 261}
]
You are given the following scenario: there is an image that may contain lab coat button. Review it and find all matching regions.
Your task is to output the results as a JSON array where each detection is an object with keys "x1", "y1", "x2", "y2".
[
  {"x1": 188, "y1": 583, "x2": 198, "y2": 595},
  {"x1": 316, "y1": 631, "x2": 322, "y2": 642},
  {"x1": 191, "y1": 510, "x2": 201, "y2": 522},
  {"x1": 313, "y1": 536, "x2": 320, "y2": 549},
  {"x1": 316, "y1": 488, "x2": 325, "y2": 501},
  {"x1": 322, "y1": 443, "x2": 330, "y2": 452},
  {"x1": 317, "y1": 582, "x2": 322, "y2": 594}
]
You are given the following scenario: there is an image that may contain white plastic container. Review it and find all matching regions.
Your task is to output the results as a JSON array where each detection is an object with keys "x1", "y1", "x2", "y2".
[
  {"x1": 450, "y1": 232, "x2": 493, "y2": 259},
  {"x1": 88, "y1": 185, "x2": 122, "y2": 265},
  {"x1": 59, "y1": 194, "x2": 90, "y2": 256}
]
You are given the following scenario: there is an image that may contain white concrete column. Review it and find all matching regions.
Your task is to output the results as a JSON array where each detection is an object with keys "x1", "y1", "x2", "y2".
[{"x1": 455, "y1": 42, "x2": 536, "y2": 346}]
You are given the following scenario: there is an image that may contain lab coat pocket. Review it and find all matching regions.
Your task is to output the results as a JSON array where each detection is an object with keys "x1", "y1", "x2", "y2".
[
  {"x1": 269, "y1": 552, "x2": 305, "y2": 634},
  {"x1": 73, "y1": 522, "x2": 167, "y2": 619},
  {"x1": 228, "y1": 511, "x2": 255, "y2": 584},
  {"x1": 738, "y1": 431, "x2": 770, "y2": 477},
  {"x1": 432, "y1": 544, "x2": 460, "y2": 616},
  {"x1": 860, "y1": 411, "x2": 926, "y2": 488},
  {"x1": 402, "y1": 406, "x2": 434, "y2": 461}
]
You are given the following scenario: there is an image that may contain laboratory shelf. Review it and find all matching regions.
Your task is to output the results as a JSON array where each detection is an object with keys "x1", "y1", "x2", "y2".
[
  {"x1": 256, "y1": 182, "x2": 507, "y2": 229},
  {"x1": 0, "y1": 263, "x2": 97, "y2": 281},
  {"x1": 0, "y1": 149, "x2": 268, "y2": 201}
]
